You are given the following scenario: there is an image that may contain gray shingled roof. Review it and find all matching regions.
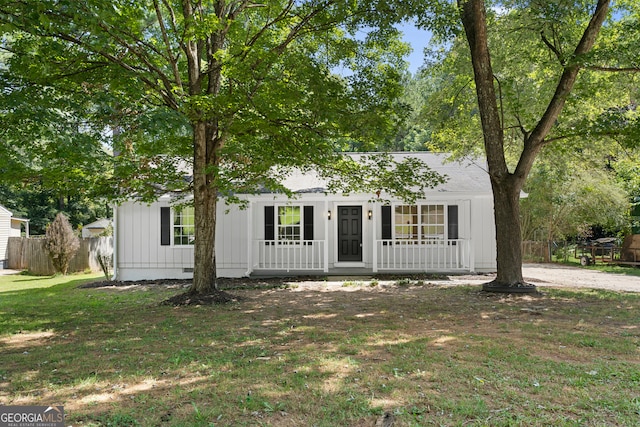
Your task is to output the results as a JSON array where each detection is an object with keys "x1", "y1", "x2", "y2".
[
  {"x1": 279, "y1": 152, "x2": 491, "y2": 194},
  {"x1": 84, "y1": 218, "x2": 112, "y2": 229}
]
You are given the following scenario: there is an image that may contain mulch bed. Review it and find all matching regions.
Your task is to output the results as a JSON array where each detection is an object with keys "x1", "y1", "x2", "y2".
[
  {"x1": 79, "y1": 277, "x2": 309, "y2": 306},
  {"x1": 79, "y1": 274, "x2": 455, "y2": 306}
]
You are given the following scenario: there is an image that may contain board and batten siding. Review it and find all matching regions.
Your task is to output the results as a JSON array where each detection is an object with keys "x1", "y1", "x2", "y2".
[
  {"x1": 116, "y1": 192, "x2": 497, "y2": 280},
  {"x1": 469, "y1": 196, "x2": 497, "y2": 271},
  {"x1": 116, "y1": 198, "x2": 250, "y2": 280},
  {"x1": 117, "y1": 199, "x2": 193, "y2": 280},
  {"x1": 215, "y1": 202, "x2": 250, "y2": 277}
]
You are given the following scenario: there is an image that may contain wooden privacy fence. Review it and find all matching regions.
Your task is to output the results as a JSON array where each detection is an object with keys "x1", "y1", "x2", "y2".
[{"x1": 7, "y1": 236, "x2": 113, "y2": 276}]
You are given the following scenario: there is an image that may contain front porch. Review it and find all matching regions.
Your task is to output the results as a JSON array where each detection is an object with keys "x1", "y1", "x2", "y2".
[{"x1": 250, "y1": 238, "x2": 472, "y2": 274}]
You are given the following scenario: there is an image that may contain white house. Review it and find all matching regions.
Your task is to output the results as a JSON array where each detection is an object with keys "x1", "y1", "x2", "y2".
[
  {"x1": 0, "y1": 205, "x2": 29, "y2": 269},
  {"x1": 113, "y1": 152, "x2": 497, "y2": 281}
]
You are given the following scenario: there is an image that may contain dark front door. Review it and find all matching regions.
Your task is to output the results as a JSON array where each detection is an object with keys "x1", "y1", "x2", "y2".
[{"x1": 337, "y1": 206, "x2": 362, "y2": 262}]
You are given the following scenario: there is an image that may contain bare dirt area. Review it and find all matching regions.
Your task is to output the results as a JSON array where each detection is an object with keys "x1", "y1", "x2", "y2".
[
  {"x1": 522, "y1": 263, "x2": 640, "y2": 292},
  {"x1": 81, "y1": 263, "x2": 640, "y2": 302},
  {"x1": 256, "y1": 263, "x2": 640, "y2": 294}
]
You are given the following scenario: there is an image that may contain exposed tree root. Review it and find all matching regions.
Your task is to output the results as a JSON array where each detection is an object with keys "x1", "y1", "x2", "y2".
[{"x1": 482, "y1": 279, "x2": 538, "y2": 294}]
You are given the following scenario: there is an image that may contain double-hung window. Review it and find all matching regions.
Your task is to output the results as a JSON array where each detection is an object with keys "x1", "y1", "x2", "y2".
[
  {"x1": 264, "y1": 205, "x2": 314, "y2": 244},
  {"x1": 420, "y1": 205, "x2": 445, "y2": 240},
  {"x1": 161, "y1": 206, "x2": 195, "y2": 246},
  {"x1": 394, "y1": 205, "x2": 419, "y2": 240},
  {"x1": 393, "y1": 204, "x2": 447, "y2": 242},
  {"x1": 173, "y1": 206, "x2": 195, "y2": 245},
  {"x1": 277, "y1": 206, "x2": 301, "y2": 243}
]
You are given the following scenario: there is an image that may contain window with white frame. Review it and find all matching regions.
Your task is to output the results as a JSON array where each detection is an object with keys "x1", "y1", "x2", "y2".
[
  {"x1": 277, "y1": 206, "x2": 301, "y2": 242},
  {"x1": 394, "y1": 205, "x2": 418, "y2": 240},
  {"x1": 421, "y1": 205, "x2": 445, "y2": 239},
  {"x1": 394, "y1": 204, "x2": 445, "y2": 242},
  {"x1": 173, "y1": 206, "x2": 195, "y2": 245}
]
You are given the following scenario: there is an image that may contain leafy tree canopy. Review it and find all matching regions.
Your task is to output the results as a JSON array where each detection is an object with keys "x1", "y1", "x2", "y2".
[
  {"x1": 0, "y1": 1, "x2": 445, "y2": 293},
  {"x1": 381, "y1": 0, "x2": 640, "y2": 289},
  {"x1": 419, "y1": 1, "x2": 640, "y2": 162},
  {"x1": 0, "y1": 1, "x2": 438, "y2": 200}
]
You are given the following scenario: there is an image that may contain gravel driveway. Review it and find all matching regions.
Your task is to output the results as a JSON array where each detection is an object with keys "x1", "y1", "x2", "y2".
[
  {"x1": 522, "y1": 263, "x2": 640, "y2": 292},
  {"x1": 447, "y1": 263, "x2": 640, "y2": 293}
]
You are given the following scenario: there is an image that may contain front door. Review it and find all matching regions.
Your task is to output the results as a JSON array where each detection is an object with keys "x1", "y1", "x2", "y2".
[{"x1": 337, "y1": 206, "x2": 362, "y2": 262}]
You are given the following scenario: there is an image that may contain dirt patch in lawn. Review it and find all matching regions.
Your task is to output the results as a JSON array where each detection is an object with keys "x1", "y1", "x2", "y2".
[{"x1": 80, "y1": 263, "x2": 640, "y2": 307}]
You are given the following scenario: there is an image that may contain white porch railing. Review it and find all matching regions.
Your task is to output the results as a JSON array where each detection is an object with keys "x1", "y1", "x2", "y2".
[
  {"x1": 374, "y1": 239, "x2": 470, "y2": 272},
  {"x1": 254, "y1": 240, "x2": 327, "y2": 272}
]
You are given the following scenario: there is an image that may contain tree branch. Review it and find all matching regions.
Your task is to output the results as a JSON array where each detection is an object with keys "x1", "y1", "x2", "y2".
[
  {"x1": 458, "y1": 0, "x2": 509, "y2": 179},
  {"x1": 153, "y1": 0, "x2": 183, "y2": 90},
  {"x1": 540, "y1": 30, "x2": 565, "y2": 65},
  {"x1": 517, "y1": 0, "x2": 610, "y2": 179},
  {"x1": 181, "y1": 0, "x2": 201, "y2": 96},
  {"x1": 586, "y1": 65, "x2": 640, "y2": 73}
]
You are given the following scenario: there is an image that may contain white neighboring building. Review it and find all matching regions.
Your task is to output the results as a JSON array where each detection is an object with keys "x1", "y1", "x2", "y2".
[
  {"x1": 113, "y1": 153, "x2": 497, "y2": 280},
  {"x1": 0, "y1": 205, "x2": 29, "y2": 269},
  {"x1": 81, "y1": 219, "x2": 112, "y2": 238}
]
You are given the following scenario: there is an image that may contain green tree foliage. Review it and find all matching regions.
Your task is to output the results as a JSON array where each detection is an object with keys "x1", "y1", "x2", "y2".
[
  {"x1": 521, "y1": 161, "x2": 628, "y2": 243},
  {"x1": 399, "y1": 0, "x2": 639, "y2": 291},
  {"x1": 0, "y1": 33, "x2": 115, "y2": 231},
  {"x1": 0, "y1": 183, "x2": 110, "y2": 235},
  {"x1": 379, "y1": 73, "x2": 437, "y2": 152},
  {"x1": 0, "y1": 1, "x2": 438, "y2": 294},
  {"x1": 45, "y1": 212, "x2": 80, "y2": 275}
]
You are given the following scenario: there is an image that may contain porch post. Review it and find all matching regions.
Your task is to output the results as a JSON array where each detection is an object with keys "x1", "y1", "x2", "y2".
[
  {"x1": 372, "y1": 204, "x2": 378, "y2": 273},
  {"x1": 111, "y1": 204, "x2": 118, "y2": 280},
  {"x1": 467, "y1": 200, "x2": 475, "y2": 273},
  {"x1": 245, "y1": 201, "x2": 254, "y2": 277}
]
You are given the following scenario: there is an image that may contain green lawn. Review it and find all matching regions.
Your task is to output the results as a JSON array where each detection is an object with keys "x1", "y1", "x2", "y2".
[
  {"x1": 0, "y1": 272, "x2": 639, "y2": 426},
  {"x1": 0, "y1": 271, "x2": 103, "y2": 293}
]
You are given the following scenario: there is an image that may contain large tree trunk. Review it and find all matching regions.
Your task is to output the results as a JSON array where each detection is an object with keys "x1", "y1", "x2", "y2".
[
  {"x1": 458, "y1": 0, "x2": 534, "y2": 292},
  {"x1": 182, "y1": 0, "x2": 227, "y2": 296},
  {"x1": 487, "y1": 176, "x2": 530, "y2": 289},
  {"x1": 191, "y1": 121, "x2": 219, "y2": 294},
  {"x1": 458, "y1": 0, "x2": 610, "y2": 293}
]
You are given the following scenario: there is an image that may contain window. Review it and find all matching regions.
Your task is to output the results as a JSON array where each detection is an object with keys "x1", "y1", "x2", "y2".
[
  {"x1": 264, "y1": 205, "x2": 314, "y2": 244},
  {"x1": 393, "y1": 204, "x2": 445, "y2": 242},
  {"x1": 173, "y1": 206, "x2": 195, "y2": 245},
  {"x1": 394, "y1": 205, "x2": 418, "y2": 240},
  {"x1": 278, "y1": 206, "x2": 301, "y2": 242},
  {"x1": 421, "y1": 205, "x2": 445, "y2": 239}
]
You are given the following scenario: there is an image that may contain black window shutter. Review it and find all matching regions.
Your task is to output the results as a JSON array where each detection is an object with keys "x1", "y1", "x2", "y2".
[
  {"x1": 265, "y1": 206, "x2": 275, "y2": 240},
  {"x1": 381, "y1": 205, "x2": 392, "y2": 240},
  {"x1": 303, "y1": 206, "x2": 314, "y2": 240},
  {"x1": 160, "y1": 207, "x2": 171, "y2": 246},
  {"x1": 448, "y1": 205, "x2": 459, "y2": 240}
]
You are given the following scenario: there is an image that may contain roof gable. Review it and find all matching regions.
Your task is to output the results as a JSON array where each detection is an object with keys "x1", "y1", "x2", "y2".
[{"x1": 0, "y1": 205, "x2": 13, "y2": 216}]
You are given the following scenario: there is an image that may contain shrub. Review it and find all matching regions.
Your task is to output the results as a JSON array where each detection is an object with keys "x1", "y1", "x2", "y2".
[{"x1": 45, "y1": 213, "x2": 80, "y2": 275}]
